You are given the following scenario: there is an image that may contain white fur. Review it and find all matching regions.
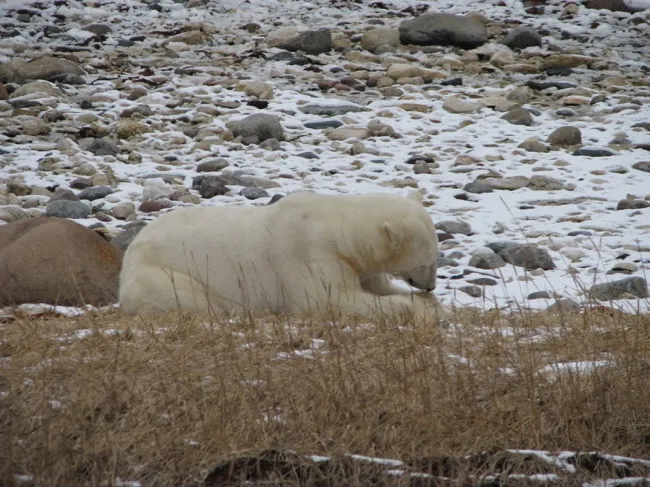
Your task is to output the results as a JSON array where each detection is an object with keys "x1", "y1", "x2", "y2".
[{"x1": 119, "y1": 191, "x2": 445, "y2": 319}]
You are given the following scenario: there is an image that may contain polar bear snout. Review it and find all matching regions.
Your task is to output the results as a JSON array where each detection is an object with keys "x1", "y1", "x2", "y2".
[{"x1": 401, "y1": 263, "x2": 437, "y2": 291}]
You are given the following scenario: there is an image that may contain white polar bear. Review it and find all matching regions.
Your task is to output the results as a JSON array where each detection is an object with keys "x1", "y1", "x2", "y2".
[{"x1": 119, "y1": 191, "x2": 446, "y2": 320}]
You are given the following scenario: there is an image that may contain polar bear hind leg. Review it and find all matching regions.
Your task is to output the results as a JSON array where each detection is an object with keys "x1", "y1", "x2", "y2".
[{"x1": 119, "y1": 264, "x2": 224, "y2": 315}]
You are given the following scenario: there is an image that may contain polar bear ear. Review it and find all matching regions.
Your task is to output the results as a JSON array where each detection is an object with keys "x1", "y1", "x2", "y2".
[
  {"x1": 407, "y1": 190, "x2": 423, "y2": 206},
  {"x1": 382, "y1": 222, "x2": 403, "y2": 250}
]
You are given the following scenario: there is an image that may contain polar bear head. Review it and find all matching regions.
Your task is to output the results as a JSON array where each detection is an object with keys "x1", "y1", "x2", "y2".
[{"x1": 381, "y1": 191, "x2": 439, "y2": 291}]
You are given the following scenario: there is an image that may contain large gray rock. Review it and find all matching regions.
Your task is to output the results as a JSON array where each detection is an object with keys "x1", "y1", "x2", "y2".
[
  {"x1": 77, "y1": 186, "x2": 114, "y2": 201},
  {"x1": 436, "y1": 220, "x2": 472, "y2": 235},
  {"x1": 399, "y1": 13, "x2": 488, "y2": 49},
  {"x1": 111, "y1": 222, "x2": 146, "y2": 252},
  {"x1": 274, "y1": 28, "x2": 333, "y2": 55},
  {"x1": 469, "y1": 252, "x2": 506, "y2": 270},
  {"x1": 501, "y1": 108, "x2": 534, "y2": 126},
  {"x1": 361, "y1": 28, "x2": 401, "y2": 54},
  {"x1": 499, "y1": 244, "x2": 556, "y2": 270},
  {"x1": 502, "y1": 26, "x2": 542, "y2": 49},
  {"x1": 45, "y1": 200, "x2": 91, "y2": 219},
  {"x1": 547, "y1": 126, "x2": 582, "y2": 146},
  {"x1": 0, "y1": 56, "x2": 87, "y2": 84},
  {"x1": 589, "y1": 277, "x2": 648, "y2": 300},
  {"x1": 228, "y1": 113, "x2": 284, "y2": 144}
]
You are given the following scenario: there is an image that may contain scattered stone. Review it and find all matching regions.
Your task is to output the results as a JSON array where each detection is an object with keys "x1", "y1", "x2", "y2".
[
  {"x1": 0, "y1": 205, "x2": 29, "y2": 223},
  {"x1": 143, "y1": 179, "x2": 174, "y2": 201},
  {"x1": 469, "y1": 252, "x2": 505, "y2": 270},
  {"x1": 0, "y1": 56, "x2": 87, "y2": 84},
  {"x1": 500, "y1": 244, "x2": 556, "y2": 270},
  {"x1": 463, "y1": 181, "x2": 493, "y2": 194},
  {"x1": 275, "y1": 28, "x2": 333, "y2": 55},
  {"x1": 467, "y1": 277, "x2": 498, "y2": 286},
  {"x1": 501, "y1": 107, "x2": 534, "y2": 126},
  {"x1": 518, "y1": 137, "x2": 549, "y2": 153},
  {"x1": 502, "y1": 25, "x2": 542, "y2": 49},
  {"x1": 361, "y1": 28, "x2": 401, "y2": 53},
  {"x1": 70, "y1": 178, "x2": 92, "y2": 190},
  {"x1": 49, "y1": 187, "x2": 79, "y2": 202},
  {"x1": 527, "y1": 80, "x2": 577, "y2": 91},
  {"x1": 528, "y1": 175, "x2": 563, "y2": 191},
  {"x1": 299, "y1": 104, "x2": 362, "y2": 116},
  {"x1": 245, "y1": 81, "x2": 273, "y2": 100},
  {"x1": 443, "y1": 96, "x2": 482, "y2": 114},
  {"x1": 484, "y1": 176, "x2": 530, "y2": 190},
  {"x1": 111, "y1": 202, "x2": 136, "y2": 220},
  {"x1": 240, "y1": 187, "x2": 269, "y2": 200},
  {"x1": 506, "y1": 86, "x2": 533, "y2": 104},
  {"x1": 616, "y1": 199, "x2": 650, "y2": 210},
  {"x1": 632, "y1": 161, "x2": 650, "y2": 173},
  {"x1": 609, "y1": 262, "x2": 637, "y2": 275},
  {"x1": 327, "y1": 126, "x2": 369, "y2": 140},
  {"x1": 228, "y1": 113, "x2": 284, "y2": 144},
  {"x1": 572, "y1": 147, "x2": 617, "y2": 157},
  {"x1": 45, "y1": 200, "x2": 91, "y2": 219},
  {"x1": 268, "y1": 194, "x2": 284, "y2": 205},
  {"x1": 111, "y1": 222, "x2": 146, "y2": 252},
  {"x1": 304, "y1": 120, "x2": 343, "y2": 130},
  {"x1": 527, "y1": 291, "x2": 553, "y2": 299},
  {"x1": 198, "y1": 176, "x2": 229, "y2": 198},
  {"x1": 77, "y1": 186, "x2": 113, "y2": 201},
  {"x1": 589, "y1": 277, "x2": 648, "y2": 300},
  {"x1": 437, "y1": 220, "x2": 472, "y2": 235},
  {"x1": 81, "y1": 138, "x2": 120, "y2": 156},
  {"x1": 138, "y1": 200, "x2": 172, "y2": 213},
  {"x1": 546, "y1": 299, "x2": 581, "y2": 313},
  {"x1": 399, "y1": 13, "x2": 488, "y2": 49},
  {"x1": 548, "y1": 126, "x2": 582, "y2": 147},
  {"x1": 197, "y1": 158, "x2": 229, "y2": 172}
]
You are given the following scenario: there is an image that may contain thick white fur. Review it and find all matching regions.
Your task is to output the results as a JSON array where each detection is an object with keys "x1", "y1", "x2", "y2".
[{"x1": 119, "y1": 191, "x2": 446, "y2": 319}]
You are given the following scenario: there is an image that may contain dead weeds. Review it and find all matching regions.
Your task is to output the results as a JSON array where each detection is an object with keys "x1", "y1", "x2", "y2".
[{"x1": 0, "y1": 307, "x2": 648, "y2": 486}]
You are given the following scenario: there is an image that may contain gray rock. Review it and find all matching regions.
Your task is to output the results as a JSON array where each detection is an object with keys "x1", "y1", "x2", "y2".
[
  {"x1": 80, "y1": 138, "x2": 120, "y2": 156},
  {"x1": 528, "y1": 175, "x2": 563, "y2": 191},
  {"x1": 276, "y1": 28, "x2": 333, "y2": 55},
  {"x1": 299, "y1": 104, "x2": 363, "y2": 116},
  {"x1": 228, "y1": 113, "x2": 284, "y2": 144},
  {"x1": 437, "y1": 220, "x2": 472, "y2": 235},
  {"x1": 83, "y1": 23, "x2": 113, "y2": 36},
  {"x1": 437, "y1": 256, "x2": 459, "y2": 268},
  {"x1": 469, "y1": 253, "x2": 505, "y2": 270},
  {"x1": 502, "y1": 26, "x2": 542, "y2": 49},
  {"x1": 361, "y1": 28, "x2": 401, "y2": 54},
  {"x1": 0, "y1": 205, "x2": 29, "y2": 223},
  {"x1": 399, "y1": 13, "x2": 488, "y2": 49},
  {"x1": 484, "y1": 176, "x2": 530, "y2": 190},
  {"x1": 463, "y1": 181, "x2": 493, "y2": 194},
  {"x1": 259, "y1": 138, "x2": 280, "y2": 151},
  {"x1": 589, "y1": 277, "x2": 648, "y2": 300},
  {"x1": 240, "y1": 187, "x2": 269, "y2": 200},
  {"x1": 0, "y1": 56, "x2": 87, "y2": 84},
  {"x1": 111, "y1": 202, "x2": 136, "y2": 220},
  {"x1": 467, "y1": 277, "x2": 498, "y2": 286},
  {"x1": 485, "y1": 241, "x2": 520, "y2": 254},
  {"x1": 572, "y1": 147, "x2": 617, "y2": 157},
  {"x1": 616, "y1": 199, "x2": 650, "y2": 210},
  {"x1": 527, "y1": 291, "x2": 553, "y2": 299},
  {"x1": 304, "y1": 120, "x2": 343, "y2": 130},
  {"x1": 77, "y1": 186, "x2": 113, "y2": 201},
  {"x1": 49, "y1": 187, "x2": 79, "y2": 202},
  {"x1": 70, "y1": 178, "x2": 92, "y2": 190},
  {"x1": 268, "y1": 194, "x2": 284, "y2": 205},
  {"x1": 518, "y1": 137, "x2": 549, "y2": 153},
  {"x1": 501, "y1": 107, "x2": 534, "y2": 126},
  {"x1": 459, "y1": 285, "x2": 483, "y2": 297},
  {"x1": 197, "y1": 158, "x2": 229, "y2": 172},
  {"x1": 632, "y1": 161, "x2": 650, "y2": 173},
  {"x1": 500, "y1": 244, "x2": 556, "y2": 270},
  {"x1": 198, "y1": 176, "x2": 229, "y2": 198},
  {"x1": 45, "y1": 200, "x2": 91, "y2": 219},
  {"x1": 547, "y1": 126, "x2": 582, "y2": 146},
  {"x1": 111, "y1": 222, "x2": 146, "y2": 252}
]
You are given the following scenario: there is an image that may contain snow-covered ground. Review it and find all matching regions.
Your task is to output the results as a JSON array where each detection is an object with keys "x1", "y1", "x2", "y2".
[{"x1": 0, "y1": 0, "x2": 648, "y2": 314}]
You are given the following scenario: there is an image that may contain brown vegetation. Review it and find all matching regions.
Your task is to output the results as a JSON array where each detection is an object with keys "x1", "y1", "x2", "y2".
[{"x1": 0, "y1": 306, "x2": 648, "y2": 486}]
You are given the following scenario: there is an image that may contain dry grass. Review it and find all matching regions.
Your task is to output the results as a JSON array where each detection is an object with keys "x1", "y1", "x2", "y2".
[{"x1": 0, "y1": 306, "x2": 648, "y2": 486}]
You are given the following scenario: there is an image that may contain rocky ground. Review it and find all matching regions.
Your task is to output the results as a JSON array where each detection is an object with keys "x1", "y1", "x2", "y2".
[{"x1": 0, "y1": 0, "x2": 649, "y2": 313}]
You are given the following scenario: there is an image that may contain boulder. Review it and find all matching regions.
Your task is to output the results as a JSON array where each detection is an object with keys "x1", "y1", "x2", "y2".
[{"x1": 0, "y1": 217, "x2": 122, "y2": 306}]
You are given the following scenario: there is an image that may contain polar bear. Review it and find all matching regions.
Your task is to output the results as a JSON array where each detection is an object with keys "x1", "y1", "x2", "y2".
[{"x1": 119, "y1": 191, "x2": 446, "y2": 320}]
